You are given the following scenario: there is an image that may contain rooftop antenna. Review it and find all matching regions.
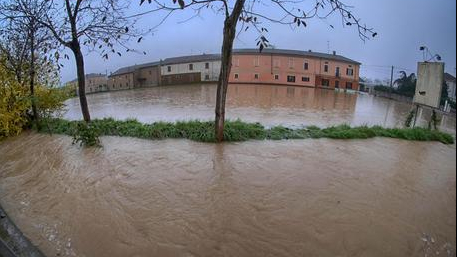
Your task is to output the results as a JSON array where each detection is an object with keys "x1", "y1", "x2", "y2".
[
  {"x1": 419, "y1": 46, "x2": 441, "y2": 62},
  {"x1": 327, "y1": 41, "x2": 330, "y2": 54}
]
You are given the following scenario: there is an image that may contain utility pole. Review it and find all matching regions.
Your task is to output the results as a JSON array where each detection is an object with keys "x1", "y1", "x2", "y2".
[{"x1": 389, "y1": 65, "x2": 394, "y2": 99}]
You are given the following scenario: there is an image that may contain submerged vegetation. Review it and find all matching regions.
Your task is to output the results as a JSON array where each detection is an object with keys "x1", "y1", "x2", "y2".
[{"x1": 39, "y1": 118, "x2": 455, "y2": 146}]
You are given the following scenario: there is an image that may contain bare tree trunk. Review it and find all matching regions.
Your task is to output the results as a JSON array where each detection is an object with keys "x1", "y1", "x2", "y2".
[
  {"x1": 29, "y1": 25, "x2": 39, "y2": 128},
  {"x1": 215, "y1": 0, "x2": 245, "y2": 142},
  {"x1": 71, "y1": 42, "x2": 91, "y2": 122}
]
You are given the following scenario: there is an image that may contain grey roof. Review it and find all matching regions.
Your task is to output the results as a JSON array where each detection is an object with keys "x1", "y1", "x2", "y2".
[
  {"x1": 444, "y1": 72, "x2": 456, "y2": 83},
  {"x1": 110, "y1": 61, "x2": 160, "y2": 77},
  {"x1": 67, "y1": 73, "x2": 107, "y2": 84},
  {"x1": 162, "y1": 54, "x2": 221, "y2": 66},
  {"x1": 233, "y1": 48, "x2": 361, "y2": 65},
  {"x1": 86, "y1": 73, "x2": 106, "y2": 79},
  {"x1": 108, "y1": 48, "x2": 360, "y2": 77}
]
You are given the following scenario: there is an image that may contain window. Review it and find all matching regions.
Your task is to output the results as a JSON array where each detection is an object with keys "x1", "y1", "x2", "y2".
[
  {"x1": 302, "y1": 77, "x2": 310, "y2": 82},
  {"x1": 205, "y1": 63, "x2": 210, "y2": 69},
  {"x1": 322, "y1": 79, "x2": 330, "y2": 87},
  {"x1": 274, "y1": 74, "x2": 279, "y2": 80},
  {"x1": 189, "y1": 64, "x2": 194, "y2": 71},
  {"x1": 254, "y1": 56, "x2": 260, "y2": 67},
  {"x1": 234, "y1": 58, "x2": 240, "y2": 67},
  {"x1": 126, "y1": 82, "x2": 129, "y2": 87},
  {"x1": 149, "y1": 70, "x2": 152, "y2": 75},
  {"x1": 346, "y1": 68, "x2": 354, "y2": 76},
  {"x1": 304, "y1": 62, "x2": 309, "y2": 70},
  {"x1": 125, "y1": 75, "x2": 128, "y2": 79},
  {"x1": 167, "y1": 66, "x2": 172, "y2": 72},
  {"x1": 254, "y1": 73, "x2": 259, "y2": 79},
  {"x1": 287, "y1": 75, "x2": 296, "y2": 83},
  {"x1": 234, "y1": 73, "x2": 239, "y2": 79},
  {"x1": 205, "y1": 74, "x2": 210, "y2": 80},
  {"x1": 324, "y1": 65, "x2": 329, "y2": 73},
  {"x1": 335, "y1": 80, "x2": 340, "y2": 88},
  {"x1": 346, "y1": 82, "x2": 353, "y2": 89},
  {"x1": 336, "y1": 67, "x2": 340, "y2": 77},
  {"x1": 120, "y1": 83, "x2": 122, "y2": 88},
  {"x1": 288, "y1": 58, "x2": 294, "y2": 69},
  {"x1": 273, "y1": 59, "x2": 280, "y2": 67}
]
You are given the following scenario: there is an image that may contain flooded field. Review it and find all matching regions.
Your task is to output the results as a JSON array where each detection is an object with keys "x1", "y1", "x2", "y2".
[
  {"x1": 1, "y1": 84, "x2": 456, "y2": 257},
  {"x1": 0, "y1": 133, "x2": 455, "y2": 257},
  {"x1": 64, "y1": 84, "x2": 456, "y2": 134}
]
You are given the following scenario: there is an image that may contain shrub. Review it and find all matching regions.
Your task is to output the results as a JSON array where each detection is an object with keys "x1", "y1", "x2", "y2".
[
  {"x1": 0, "y1": 62, "x2": 30, "y2": 139},
  {"x1": 0, "y1": 55, "x2": 67, "y2": 139},
  {"x1": 39, "y1": 118, "x2": 455, "y2": 145},
  {"x1": 35, "y1": 86, "x2": 67, "y2": 119},
  {"x1": 71, "y1": 122, "x2": 101, "y2": 147},
  {"x1": 404, "y1": 110, "x2": 415, "y2": 128},
  {"x1": 374, "y1": 85, "x2": 392, "y2": 93}
]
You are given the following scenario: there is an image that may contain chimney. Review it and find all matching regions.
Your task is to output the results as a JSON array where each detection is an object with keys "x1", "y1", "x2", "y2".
[
  {"x1": 333, "y1": 51, "x2": 336, "y2": 55},
  {"x1": 308, "y1": 50, "x2": 312, "y2": 52}
]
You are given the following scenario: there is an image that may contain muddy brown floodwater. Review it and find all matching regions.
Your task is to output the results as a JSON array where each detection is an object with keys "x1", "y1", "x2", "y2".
[
  {"x1": 0, "y1": 132, "x2": 455, "y2": 257},
  {"x1": 63, "y1": 84, "x2": 456, "y2": 134}
]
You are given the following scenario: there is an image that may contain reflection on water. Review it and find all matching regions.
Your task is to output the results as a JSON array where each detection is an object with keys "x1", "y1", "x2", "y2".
[
  {"x1": 0, "y1": 133, "x2": 455, "y2": 257},
  {"x1": 63, "y1": 84, "x2": 456, "y2": 133}
]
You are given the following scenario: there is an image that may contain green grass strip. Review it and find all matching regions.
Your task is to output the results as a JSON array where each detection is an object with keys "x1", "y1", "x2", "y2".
[{"x1": 38, "y1": 118, "x2": 455, "y2": 145}]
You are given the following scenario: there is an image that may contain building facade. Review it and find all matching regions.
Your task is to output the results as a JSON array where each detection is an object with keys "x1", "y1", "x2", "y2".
[
  {"x1": 160, "y1": 54, "x2": 221, "y2": 85},
  {"x1": 85, "y1": 49, "x2": 360, "y2": 94},
  {"x1": 230, "y1": 49, "x2": 360, "y2": 90},
  {"x1": 108, "y1": 62, "x2": 161, "y2": 91},
  {"x1": 70, "y1": 73, "x2": 108, "y2": 95}
]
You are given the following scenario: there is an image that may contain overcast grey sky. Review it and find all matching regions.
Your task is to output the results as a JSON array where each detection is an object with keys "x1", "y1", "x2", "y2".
[{"x1": 60, "y1": 0, "x2": 456, "y2": 83}]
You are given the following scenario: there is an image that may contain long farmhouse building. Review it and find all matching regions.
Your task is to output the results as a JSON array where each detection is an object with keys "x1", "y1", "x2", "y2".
[{"x1": 103, "y1": 48, "x2": 360, "y2": 92}]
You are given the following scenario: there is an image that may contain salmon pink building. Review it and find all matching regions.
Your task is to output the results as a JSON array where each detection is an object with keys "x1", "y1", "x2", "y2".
[
  {"x1": 90, "y1": 48, "x2": 361, "y2": 93},
  {"x1": 230, "y1": 49, "x2": 360, "y2": 90}
]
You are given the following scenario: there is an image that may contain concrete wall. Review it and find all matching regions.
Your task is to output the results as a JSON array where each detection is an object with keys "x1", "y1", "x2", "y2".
[{"x1": 414, "y1": 62, "x2": 445, "y2": 108}]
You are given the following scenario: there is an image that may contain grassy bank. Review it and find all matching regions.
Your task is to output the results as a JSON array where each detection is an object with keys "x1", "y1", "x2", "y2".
[{"x1": 38, "y1": 118, "x2": 455, "y2": 145}]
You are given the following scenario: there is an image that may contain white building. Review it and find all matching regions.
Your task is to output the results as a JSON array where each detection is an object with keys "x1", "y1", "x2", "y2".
[{"x1": 160, "y1": 54, "x2": 221, "y2": 85}]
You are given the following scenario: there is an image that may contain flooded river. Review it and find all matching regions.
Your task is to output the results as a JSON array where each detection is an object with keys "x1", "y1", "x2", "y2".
[
  {"x1": 0, "y1": 133, "x2": 455, "y2": 257},
  {"x1": 0, "y1": 84, "x2": 456, "y2": 257},
  {"x1": 64, "y1": 84, "x2": 456, "y2": 133}
]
